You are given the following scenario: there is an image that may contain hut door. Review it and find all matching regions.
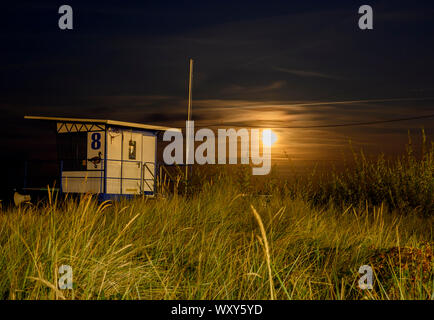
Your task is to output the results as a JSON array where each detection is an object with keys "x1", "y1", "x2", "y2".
[
  {"x1": 142, "y1": 134, "x2": 156, "y2": 193},
  {"x1": 121, "y1": 131, "x2": 142, "y2": 194}
]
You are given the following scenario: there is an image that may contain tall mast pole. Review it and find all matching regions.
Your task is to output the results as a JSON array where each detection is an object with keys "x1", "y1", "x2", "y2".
[{"x1": 185, "y1": 58, "x2": 193, "y2": 193}]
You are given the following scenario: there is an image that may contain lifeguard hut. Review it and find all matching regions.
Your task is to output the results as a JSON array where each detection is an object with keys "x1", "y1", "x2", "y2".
[{"x1": 24, "y1": 116, "x2": 180, "y2": 201}]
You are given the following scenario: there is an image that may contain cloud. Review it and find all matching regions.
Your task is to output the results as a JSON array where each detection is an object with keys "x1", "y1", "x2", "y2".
[
  {"x1": 221, "y1": 81, "x2": 286, "y2": 95},
  {"x1": 273, "y1": 67, "x2": 343, "y2": 80}
]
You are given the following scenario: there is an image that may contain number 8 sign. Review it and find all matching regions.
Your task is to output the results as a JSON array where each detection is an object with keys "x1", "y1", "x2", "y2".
[
  {"x1": 91, "y1": 132, "x2": 101, "y2": 150},
  {"x1": 87, "y1": 132, "x2": 104, "y2": 170}
]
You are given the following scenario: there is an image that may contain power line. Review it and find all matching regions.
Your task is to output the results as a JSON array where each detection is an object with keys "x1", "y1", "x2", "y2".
[
  {"x1": 195, "y1": 113, "x2": 434, "y2": 129},
  {"x1": 199, "y1": 97, "x2": 434, "y2": 111}
]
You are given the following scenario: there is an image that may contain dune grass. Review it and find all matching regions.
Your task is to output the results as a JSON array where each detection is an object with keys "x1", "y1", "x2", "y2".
[
  {"x1": 0, "y1": 180, "x2": 432, "y2": 300},
  {"x1": 0, "y1": 133, "x2": 432, "y2": 300}
]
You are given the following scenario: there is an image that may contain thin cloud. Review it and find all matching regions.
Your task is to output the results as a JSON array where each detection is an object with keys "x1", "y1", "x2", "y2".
[
  {"x1": 222, "y1": 81, "x2": 286, "y2": 95},
  {"x1": 273, "y1": 66, "x2": 343, "y2": 80}
]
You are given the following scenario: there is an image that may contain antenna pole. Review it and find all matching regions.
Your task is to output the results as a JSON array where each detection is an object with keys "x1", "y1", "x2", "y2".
[
  {"x1": 185, "y1": 58, "x2": 193, "y2": 194},
  {"x1": 187, "y1": 58, "x2": 193, "y2": 124}
]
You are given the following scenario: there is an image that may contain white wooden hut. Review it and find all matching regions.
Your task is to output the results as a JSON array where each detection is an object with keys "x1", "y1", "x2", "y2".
[{"x1": 24, "y1": 116, "x2": 180, "y2": 200}]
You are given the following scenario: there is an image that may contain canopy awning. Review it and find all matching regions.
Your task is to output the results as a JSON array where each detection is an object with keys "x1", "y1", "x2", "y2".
[{"x1": 24, "y1": 115, "x2": 181, "y2": 132}]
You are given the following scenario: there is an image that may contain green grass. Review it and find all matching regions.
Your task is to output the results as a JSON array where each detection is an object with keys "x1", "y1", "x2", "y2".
[
  {"x1": 310, "y1": 131, "x2": 434, "y2": 216},
  {"x1": 0, "y1": 132, "x2": 432, "y2": 300}
]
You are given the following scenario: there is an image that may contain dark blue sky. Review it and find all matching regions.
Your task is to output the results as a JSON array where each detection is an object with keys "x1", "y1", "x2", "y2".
[
  {"x1": 2, "y1": 1, "x2": 433, "y2": 98},
  {"x1": 1, "y1": 1, "x2": 433, "y2": 179}
]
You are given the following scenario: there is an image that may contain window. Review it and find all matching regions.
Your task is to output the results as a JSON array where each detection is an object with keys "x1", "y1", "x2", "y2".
[{"x1": 56, "y1": 132, "x2": 87, "y2": 171}]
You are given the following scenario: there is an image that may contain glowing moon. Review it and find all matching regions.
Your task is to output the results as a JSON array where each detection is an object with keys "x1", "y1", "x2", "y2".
[{"x1": 262, "y1": 129, "x2": 277, "y2": 147}]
